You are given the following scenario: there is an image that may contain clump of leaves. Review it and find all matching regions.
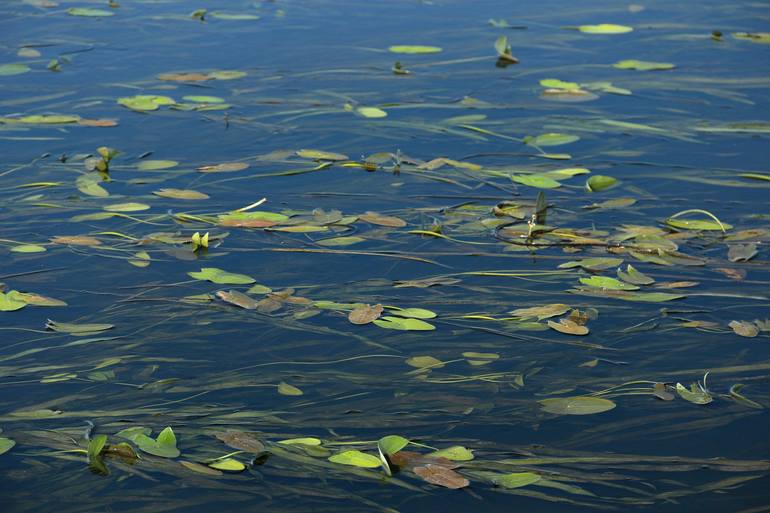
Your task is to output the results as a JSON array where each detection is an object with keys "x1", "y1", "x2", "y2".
[
  {"x1": 191, "y1": 231, "x2": 209, "y2": 252},
  {"x1": 494, "y1": 36, "x2": 519, "y2": 65},
  {"x1": 85, "y1": 146, "x2": 119, "y2": 173}
]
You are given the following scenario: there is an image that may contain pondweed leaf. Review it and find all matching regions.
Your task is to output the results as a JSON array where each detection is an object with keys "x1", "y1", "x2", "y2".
[
  {"x1": 617, "y1": 264, "x2": 654, "y2": 285},
  {"x1": 348, "y1": 303, "x2": 383, "y2": 324},
  {"x1": 180, "y1": 461, "x2": 223, "y2": 476},
  {"x1": 378, "y1": 435, "x2": 409, "y2": 456},
  {"x1": 406, "y1": 355, "x2": 444, "y2": 369},
  {"x1": 328, "y1": 450, "x2": 381, "y2": 468},
  {"x1": 388, "y1": 45, "x2": 442, "y2": 54},
  {"x1": 356, "y1": 107, "x2": 387, "y2": 118},
  {"x1": 103, "y1": 202, "x2": 150, "y2": 212},
  {"x1": 197, "y1": 162, "x2": 249, "y2": 173},
  {"x1": 45, "y1": 320, "x2": 113, "y2": 335},
  {"x1": 510, "y1": 303, "x2": 570, "y2": 320},
  {"x1": 428, "y1": 446, "x2": 474, "y2": 461},
  {"x1": 0, "y1": 292, "x2": 27, "y2": 312},
  {"x1": 539, "y1": 396, "x2": 616, "y2": 415},
  {"x1": 0, "y1": 64, "x2": 31, "y2": 76},
  {"x1": 0, "y1": 437, "x2": 15, "y2": 456},
  {"x1": 215, "y1": 432, "x2": 265, "y2": 453},
  {"x1": 188, "y1": 268, "x2": 255, "y2": 285},
  {"x1": 208, "y1": 458, "x2": 246, "y2": 472},
  {"x1": 613, "y1": 60, "x2": 675, "y2": 70},
  {"x1": 277, "y1": 382, "x2": 303, "y2": 396},
  {"x1": 387, "y1": 307, "x2": 437, "y2": 319},
  {"x1": 413, "y1": 464, "x2": 469, "y2": 489},
  {"x1": 586, "y1": 175, "x2": 618, "y2": 192},
  {"x1": 118, "y1": 95, "x2": 175, "y2": 111},
  {"x1": 579, "y1": 276, "x2": 640, "y2": 291},
  {"x1": 492, "y1": 472, "x2": 541, "y2": 488},
  {"x1": 137, "y1": 160, "x2": 178, "y2": 171},
  {"x1": 87, "y1": 435, "x2": 108, "y2": 462},
  {"x1": 524, "y1": 133, "x2": 580, "y2": 147},
  {"x1": 278, "y1": 437, "x2": 322, "y2": 446},
  {"x1": 559, "y1": 257, "x2": 623, "y2": 270},
  {"x1": 676, "y1": 383, "x2": 713, "y2": 405},
  {"x1": 67, "y1": 7, "x2": 114, "y2": 16},
  {"x1": 296, "y1": 149, "x2": 348, "y2": 161},
  {"x1": 511, "y1": 174, "x2": 562, "y2": 189},
  {"x1": 729, "y1": 320, "x2": 759, "y2": 338},
  {"x1": 374, "y1": 316, "x2": 436, "y2": 331},
  {"x1": 576, "y1": 24, "x2": 633, "y2": 34},
  {"x1": 10, "y1": 244, "x2": 47, "y2": 253},
  {"x1": 216, "y1": 290, "x2": 259, "y2": 309},
  {"x1": 727, "y1": 244, "x2": 758, "y2": 262},
  {"x1": 547, "y1": 318, "x2": 589, "y2": 335}
]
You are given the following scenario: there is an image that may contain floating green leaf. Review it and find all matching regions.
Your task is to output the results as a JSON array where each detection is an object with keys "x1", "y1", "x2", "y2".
[
  {"x1": 558, "y1": 257, "x2": 623, "y2": 270},
  {"x1": 406, "y1": 355, "x2": 444, "y2": 369},
  {"x1": 539, "y1": 396, "x2": 617, "y2": 415},
  {"x1": 0, "y1": 437, "x2": 15, "y2": 456},
  {"x1": 428, "y1": 446, "x2": 474, "y2": 461},
  {"x1": 676, "y1": 383, "x2": 713, "y2": 405},
  {"x1": 374, "y1": 316, "x2": 436, "y2": 331},
  {"x1": 134, "y1": 427, "x2": 180, "y2": 458},
  {"x1": 617, "y1": 264, "x2": 654, "y2": 285},
  {"x1": 524, "y1": 133, "x2": 580, "y2": 147},
  {"x1": 118, "y1": 95, "x2": 175, "y2": 111},
  {"x1": 576, "y1": 24, "x2": 633, "y2": 34},
  {"x1": 10, "y1": 244, "x2": 47, "y2": 253},
  {"x1": 208, "y1": 458, "x2": 246, "y2": 471},
  {"x1": 278, "y1": 437, "x2": 322, "y2": 446},
  {"x1": 87, "y1": 435, "x2": 108, "y2": 462},
  {"x1": 137, "y1": 160, "x2": 178, "y2": 171},
  {"x1": 493, "y1": 472, "x2": 541, "y2": 488},
  {"x1": 388, "y1": 45, "x2": 442, "y2": 54},
  {"x1": 277, "y1": 382, "x2": 303, "y2": 396},
  {"x1": 68, "y1": 7, "x2": 114, "y2": 17},
  {"x1": 0, "y1": 291, "x2": 27, "y2": 312},
  {"x1": 328, "y1": 450, "x2": 382, "y2": 468},
  {"x1": 387, "y1": 307, "x2": 437, "y2": 319},
  {"x1": 586, "y1": 175, "x2": 618, "y2": 192},
  {"x1": 613, "y1": 60, "x2": 675, "y2": 71},
  {"x1": 188, "y1": 268, "x2": 255, "y2": 285},
  {"x1": 378, "y1": 435, "x2": 409, "y2": 456},
  {"x1": 511, "y1": 175, "x2": 562, "y2": 189},
  {"x1": 0, "y1": 64, "x2": 30, "y2": 76},
  {"x1": 356, "y1": 107, "x2": 387, "y2": 118},
  {"x1": 579, "y1": 276, "x2": 640, "y2": 291}
]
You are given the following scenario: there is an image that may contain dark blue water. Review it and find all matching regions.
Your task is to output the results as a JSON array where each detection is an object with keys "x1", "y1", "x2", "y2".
[{"x1": 2, "y1": 1, "x2": 770, "y2": 512}]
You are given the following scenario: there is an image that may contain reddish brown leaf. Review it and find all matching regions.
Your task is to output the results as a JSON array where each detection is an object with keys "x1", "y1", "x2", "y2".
[
  {"x1": 197, "y1": 162, "x2": 249, "y2": 173},
  {"x1": 51, "y1": 235, "x2": 102, "y2": 246},
  {"x1": 413, "y1": 464, "x2": 469, "y2": 489},
  {"x1": 389, "y1": 451, "x2": 458, "y2": 471},
  {"x1": 348, "y1": 304, "x2": 384, "y2": 324},
  {"x1": 158, "y1": 72, "x2": 212, "y2": 82},
  {"x1": 78, "y1": 119, "x2": 118, "y2": 127},
  {"x1": 215, "y1": 431, "x2": 265, "y2": 453},
  {"x1": 216, "y1": 290, "x2": 258, "y2": 310}
]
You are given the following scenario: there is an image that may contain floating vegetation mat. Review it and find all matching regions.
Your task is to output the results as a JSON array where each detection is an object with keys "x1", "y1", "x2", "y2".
[{"x1": 1, "y1": 0, "x2": 770, "y2": 512}]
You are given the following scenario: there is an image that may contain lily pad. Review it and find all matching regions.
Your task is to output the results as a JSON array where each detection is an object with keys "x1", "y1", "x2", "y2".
[{"x1": 373, "y1": 316, "x2": 435, "y2": 331}]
